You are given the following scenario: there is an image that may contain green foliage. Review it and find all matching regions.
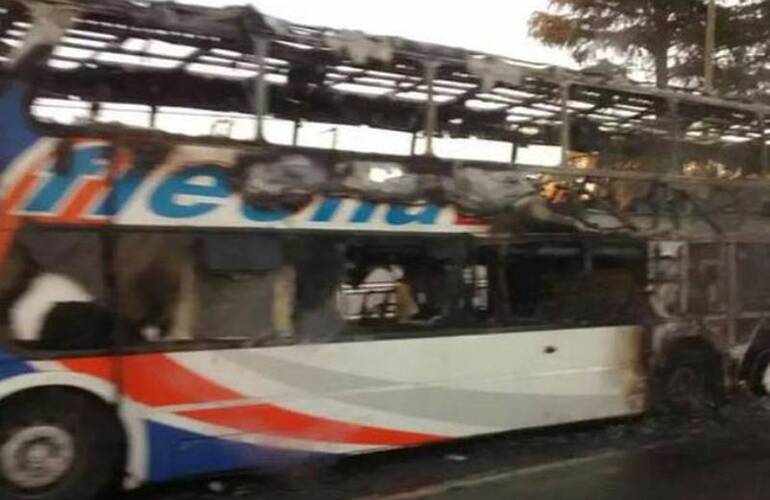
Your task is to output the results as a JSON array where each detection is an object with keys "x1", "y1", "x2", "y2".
[{"x1": 529, "y1": 0, "x2": 768, "y2": 96}]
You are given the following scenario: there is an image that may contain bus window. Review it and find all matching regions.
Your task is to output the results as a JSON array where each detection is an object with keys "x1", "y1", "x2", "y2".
[
  {"x1": 0, "y1": 229, "x2": 491, "y2": 350},
  {"x1": 111, "y1": 231, "x2": 299, "y2": 346},
  {"x1": 677, "y1": 102, "x2": 764, "y2": 178},
  {"x1": 154, "y1": 108, "x2": 257, "y2": 140},
  {"x1": 0, "y1": 226, "x2": 111, "y2": 352},
  {"x1": 194, "y1": 232, "x2": 296, "y2": 342},
  {"x1": 113, "y1": 233, "x2": 481, "y2": 346},
  {"x1": 31, "y1": 97, "x2": 93, "y2": 125},
  {"x1": 289, "y1": 236, "x2": 347, "y2": 341},
  {"x1": 96, "y1": 102, "x2": 152, "y2": 129},
  {"x1": 261, "y1": 117, "x2": 297, "y2": 146},
  {"x1": 567, "y1": 84, "x2": 674, "y2": 173},
  {"x1": 562, "y1": 85, "x2": 672, "y2": 224},
  {"x1": 109, "y1": 232, "x2": 343, "y2": 348},
  {"x1": 498, "y1": 240, "x2": 646, "y2": 327},
  {"x1": 293, "y1": 122, "x2": 413, "y2": 156},
  {"x1": 112, "y1": 231, "x2": 197, "y2": 343},
  {"x1": 413, "y1": 136, "x2": 514, "y2": 163},
  {"x1": 339, "y1": 237, "x2": 489, "y2": 336},
  {"x1": 516, "y1": 144, "x2": 562, "y2": 167}
]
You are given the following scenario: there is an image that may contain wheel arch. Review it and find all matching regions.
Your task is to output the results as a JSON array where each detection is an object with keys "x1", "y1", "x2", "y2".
[
  {"x1": 0, "y1": 372, "x2": 148, "y2": 489},
  {"x1": 657, "y1": 334, "x2": 723, "y2": 368},
  {"x1": 651, "y1": 333, "x2": 725, "y2": 409}
]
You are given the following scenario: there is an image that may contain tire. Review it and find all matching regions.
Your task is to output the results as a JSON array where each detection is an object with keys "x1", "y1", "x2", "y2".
[
  {"x1": 747, "y1": 348, "x2": 770, "y2": 396},
  {"x1": 655, "y1": 348, "x2": 721, "y2": 414},
  {"x1": 0, "y1": 390, "x2": 123, "y2": 500}
]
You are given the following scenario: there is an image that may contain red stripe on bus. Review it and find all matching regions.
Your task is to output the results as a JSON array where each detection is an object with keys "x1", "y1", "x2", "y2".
[
  {"x1": 0, "y1": 165, "x2": 46, "y2": 263},
  {"x1": 59, "y1": 178, "x2": 107, "y2": 222},
  {"x1": 61, "y1": 354, "x2": 241, "y2": 406},
  {"x1": 61, "y1": 355, "x2": 445, "y2": 446},
  {"x1": 178, "y1": 403, "x2": 447, "y2": 446},
  {"x1": 0, "y1": 172, "x2": 38, "y2": 217},
  {"x1": 58, "y1": 356, "x2": 114, "y2": 382}
]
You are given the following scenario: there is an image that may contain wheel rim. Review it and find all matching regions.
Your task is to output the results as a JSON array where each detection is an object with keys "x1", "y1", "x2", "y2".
[{"x1": 0, "y1": 425, "x2": 76, "y2": 491}]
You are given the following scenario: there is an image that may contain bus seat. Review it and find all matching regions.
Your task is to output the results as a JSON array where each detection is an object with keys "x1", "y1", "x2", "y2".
[
  {"x1": 38, "y1": 302, "x2": 115, "y2": 351},
  {"x1": 10, "y1": 273, "x2": 93, "y2": 342}
]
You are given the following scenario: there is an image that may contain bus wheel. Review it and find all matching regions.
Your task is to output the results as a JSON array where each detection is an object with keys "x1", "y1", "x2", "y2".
[
  {"x1": 657, "y1": 350, "x2": 719, "y2": 413},
  {"x1": 747, "y1": 349, "x2": 770, "y2": 396},
  {"x1": 0, "y1": 390, "x2": 122, "y2": 500}
]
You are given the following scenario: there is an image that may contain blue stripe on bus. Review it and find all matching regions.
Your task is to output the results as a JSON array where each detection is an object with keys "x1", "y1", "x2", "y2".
[
  {"x1": 146, "y1": 420, "x2": 327, "y2": 482},
  {"x1": 0, "y1": 349, "x2": 34, "y2": 379},
  {"x1": 0, "y1": 82, "x2": 39, "y2": 172}
]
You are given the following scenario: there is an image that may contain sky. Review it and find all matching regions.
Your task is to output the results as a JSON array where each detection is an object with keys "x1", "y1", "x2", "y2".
[{"x1": 179, "y1": 0, "x2": 575, "y2": 67}]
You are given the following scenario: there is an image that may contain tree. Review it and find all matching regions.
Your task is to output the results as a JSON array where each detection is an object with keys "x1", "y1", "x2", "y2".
[
  {"x1": 666, "y1": 1, "x2": 770, "y2": 98},
  {"x1": 528, "y1": 0, "x2": 743, "y2": 91}
]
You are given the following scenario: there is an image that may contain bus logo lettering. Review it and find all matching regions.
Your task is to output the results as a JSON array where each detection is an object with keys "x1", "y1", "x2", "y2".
[
  {"x1": 24, "y1": 145, "x2": 108, "y2": 213},
  {"x1": 150, "y1": 165, "x2": 229, "y2": 219}
]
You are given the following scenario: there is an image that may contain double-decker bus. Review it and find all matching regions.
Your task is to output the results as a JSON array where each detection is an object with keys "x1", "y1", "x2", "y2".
[{"x1": 2, "y1": 1, "x2": 770, "y2": 498}]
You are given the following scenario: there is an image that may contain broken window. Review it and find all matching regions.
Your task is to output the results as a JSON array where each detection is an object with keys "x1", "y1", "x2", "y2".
[
  {"x1": 153, "y1": 108, "x2": 257, "y2": 141},
  {"x1": 676, "y1": 102, "x2": 765, "y2": 177},
  {"x1": 0, "y1": 232, "x2": 648, "y2": 353},
  {"x1": 113, "y1": 232, "x2": 493, "y2": 346},
  {"x1": 0, "y1": 225, "x2": 111, "y2": 352},
  {"x1": 492, "y1": 239, "x2": 647, "y2": 328},
  {"x1": 340, "y1": 236, "x2": 489, "y2": 336},
  {"x1": 413, "y1": 136, "x2": 514, "y2": 163},
  {"x1": 111, "y1": 230, "x2": 300, "y2": 347}
]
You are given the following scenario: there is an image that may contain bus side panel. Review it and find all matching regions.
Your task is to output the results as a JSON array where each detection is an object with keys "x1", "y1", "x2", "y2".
[
  {"x1": 100, "y1": 325, "x2": 646, "y2": 481},
  {"x1": 191, "y1": 325, "x2": 647, "y2": 437}
]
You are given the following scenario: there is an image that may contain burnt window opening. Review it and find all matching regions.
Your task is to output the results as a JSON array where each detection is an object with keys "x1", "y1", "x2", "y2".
[
  {"x1": 341, "y1": 238, "x2": 489, "y2": 333},
  {"x1": 0, "y1": 228, "x2": 651, "y2": 354},
  {"x1": 494, "y1": 239, "x2": 647, "y2": 328},
  {"x1": 0, "y1": 225, "x2": 113, "y2": 352},
  {"x1": 0, "y1": 229, "x2": 490, "y2": 352}
]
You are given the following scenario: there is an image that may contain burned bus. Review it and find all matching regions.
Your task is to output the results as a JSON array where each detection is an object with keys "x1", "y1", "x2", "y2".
[{"x1": 0, "y1": 1, "x2": 769, "y2": 499}]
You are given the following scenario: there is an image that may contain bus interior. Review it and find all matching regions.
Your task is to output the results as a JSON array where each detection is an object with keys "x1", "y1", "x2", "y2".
[{"x1": 1, "y1": 228, "x2": 648, "y2": 352}]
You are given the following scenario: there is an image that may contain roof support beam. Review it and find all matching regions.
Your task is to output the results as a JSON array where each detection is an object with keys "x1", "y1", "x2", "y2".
[
  {"x1": 253, "y1": 36, "x2": 269, "y2": 142},
  {"x1": 423, "y1": 61, "x2": 438, "y2": 156},
  {"x1": 560, "y1": 82, "x2": 571, "y2": 167}
]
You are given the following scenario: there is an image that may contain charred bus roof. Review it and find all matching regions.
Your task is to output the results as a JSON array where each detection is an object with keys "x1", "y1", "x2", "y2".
[{"x1": 2, "y1": 0, "x2": 770, "y2": 152}]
